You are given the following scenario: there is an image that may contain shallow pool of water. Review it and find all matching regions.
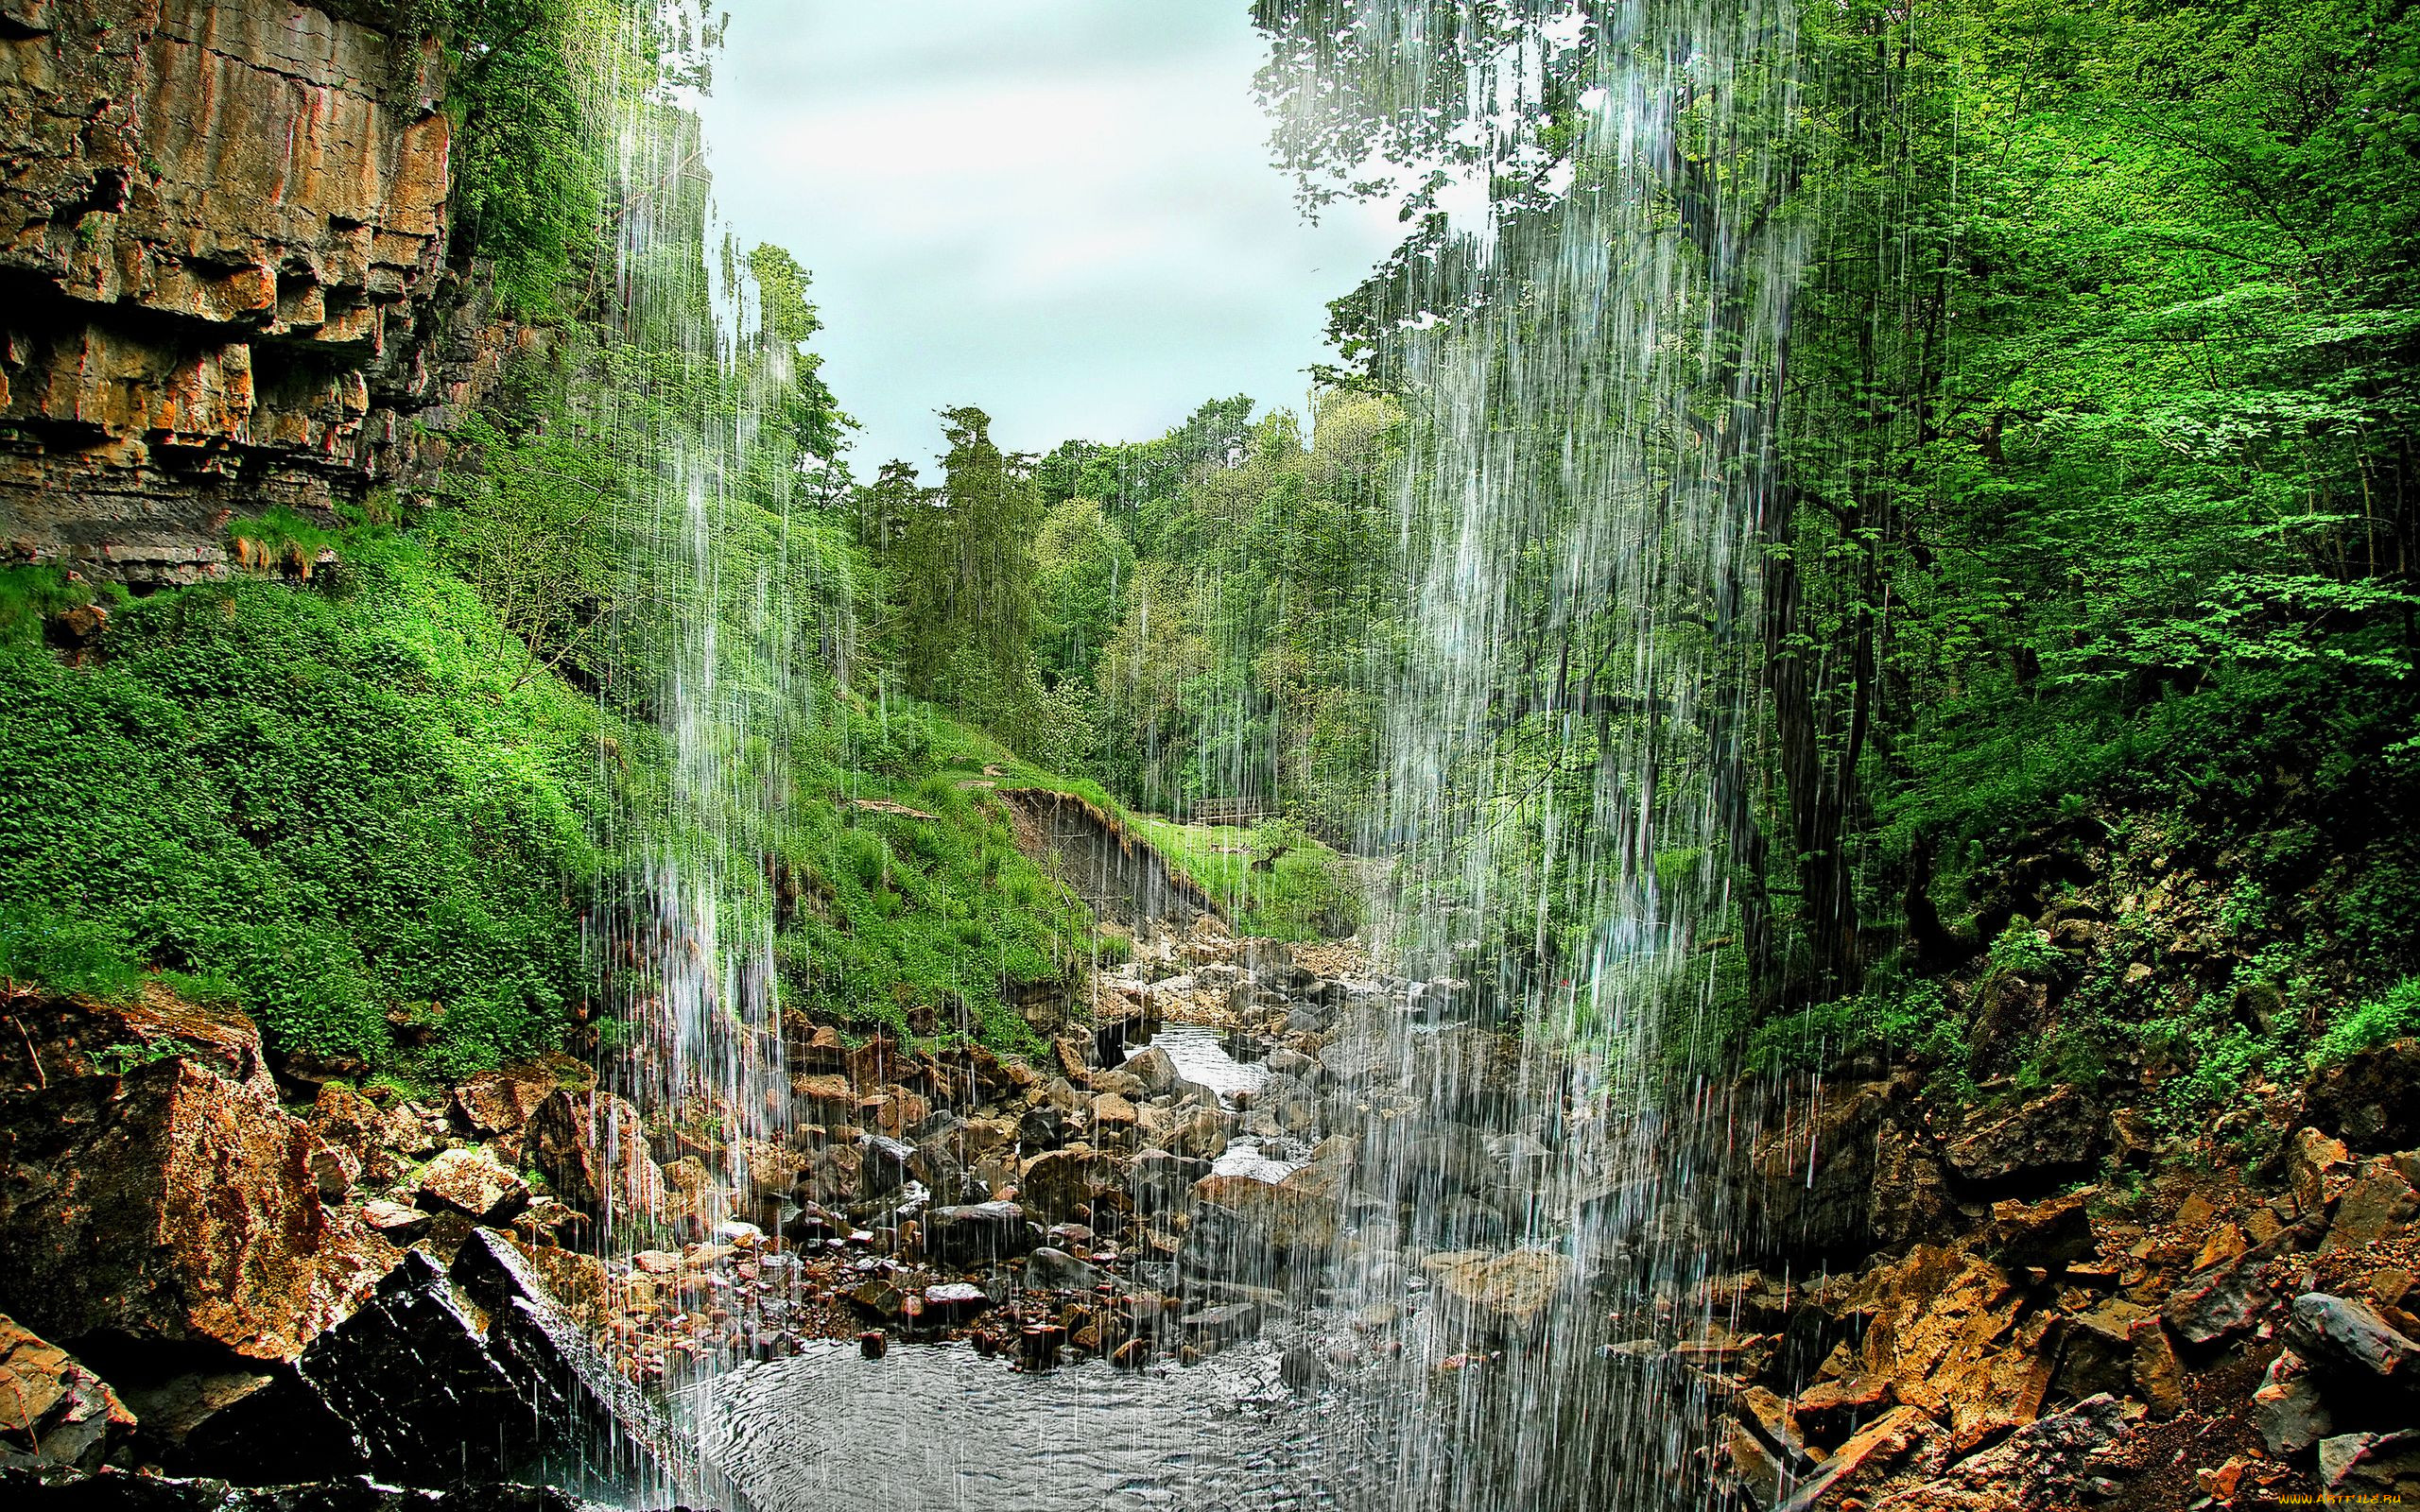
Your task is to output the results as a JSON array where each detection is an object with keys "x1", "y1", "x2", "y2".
[
  {"x1": 1133, "y1": 1023, "x2": 1268, "y2": 1104},
  {"x1": 694, "y1": 1338, "x2": 1370, "y2": 1510}
]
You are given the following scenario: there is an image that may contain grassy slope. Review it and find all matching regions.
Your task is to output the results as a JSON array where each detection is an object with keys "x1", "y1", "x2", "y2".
[
  {"x1": 0, "y1": 539, "x2": 1135, "y2": 1074},
  {"x1": 974, "y1": 767, "x2": 1363, "y2": 943}
]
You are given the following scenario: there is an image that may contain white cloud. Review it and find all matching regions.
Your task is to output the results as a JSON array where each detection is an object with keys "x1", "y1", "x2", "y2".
[{"x1": 695, "y1": 0, "x2": 1401, "y2": 472}]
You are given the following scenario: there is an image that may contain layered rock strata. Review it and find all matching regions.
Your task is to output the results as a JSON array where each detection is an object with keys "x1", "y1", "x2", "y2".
[{"x1": 0, "y1": 0, "x2": 493, "y2": 583}]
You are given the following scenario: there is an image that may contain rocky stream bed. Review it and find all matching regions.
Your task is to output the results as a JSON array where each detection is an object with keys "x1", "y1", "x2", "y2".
[{"x1": 3, "y1": 920, "x2": 2418, "y2": 1509}]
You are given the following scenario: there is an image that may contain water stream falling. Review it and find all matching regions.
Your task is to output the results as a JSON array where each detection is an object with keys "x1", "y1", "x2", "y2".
[
  {"x1": 559, "y1": 7, "x2": 806, "y2": 1498},
  {"x1": 1270, "y1": 2, "x2": 1805, "y2": 1505},
  {"x1": 579, "y1": 2, "x2": 1807, "y2": 1506}
]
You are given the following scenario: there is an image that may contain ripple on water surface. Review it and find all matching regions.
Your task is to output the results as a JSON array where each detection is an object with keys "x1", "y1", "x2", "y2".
[{"x1": 699, "y1": 1339, "x2": 1371, "y2": 1511}]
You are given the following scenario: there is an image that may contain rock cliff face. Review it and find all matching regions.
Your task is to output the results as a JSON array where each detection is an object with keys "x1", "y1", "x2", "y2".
[{"x1": 0, "y1": 0, "x2": 486, "y2": 583}]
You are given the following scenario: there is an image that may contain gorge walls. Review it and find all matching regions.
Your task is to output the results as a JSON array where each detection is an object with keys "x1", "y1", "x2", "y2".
[{"x1": 0, "y1": 0, "x2": 494, "y2": 583}]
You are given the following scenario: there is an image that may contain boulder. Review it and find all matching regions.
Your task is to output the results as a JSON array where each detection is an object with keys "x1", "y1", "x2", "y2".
[
  {"x1": 0, "y1": 1059, "x2": 391, "y2": 1361},
  {"x1": 2162, "y1": 1240, "x2": 2284, "y2": 1347},
  {"x1": 924, "y1": 1202, "x2": 1041, "y2": 1264},
  {"x1": 2318, "y1": 1430, "x2": 2420, "y2": 1500},
  {"x1": 449, "y1": 1066, "x2": 561, "y2": 1138},
  {"x1": 412, "y1": 1148, "x2": 528, "y2": 1225},
  {"x1": 921, "y1": 1281, "x2": 992, "y2": 1321},
  {"x1": 1865, "y1": 1395, "x2": 2127, "y2": 1512},
  {"x1": 2254, "y1": 1362, "x2": 2335, "y2": 1455},
  {"x1": 1942, "y1": 1085, "x2": 2100, "y2": 1190},
  {"x1": 0, "y1": 989, "x2": 273, "y2": 1097},
  {"x1": 1129, "y1": 1149, "x2": 1211, "y2": 1212},
  {"x1": 1122, "y1": 1047, "x2": 1181, "y2": 1096},
  {"x1": 1188, "y1": 1175, "x2": 1338, "y2": 1262},
  {"x1": 1019, "y1": 1149, "x2": 1114, "y2": 1224},
  {"x1": 1423, "y1": 1249, "x2": 1572, "y2": 1343},
  {"x1": 522, "y1": 1091, "x2": 664, "y2": 1222},
  {"x1": 1789, "y1": 1375, "x2": 1893, "y2": 1445},
  {"x1": 2287, "y1": 1292, "x2": 2418, "y2": 1384},
  {"x1": 181, "y1": 1235, "x2": 676, "y2": 1488},
  {"x1": 2285, "y1": 1125, "x2": 2356, "y2": 1211},
  {"x1": 1775, "y1": 1405, "x2": 1944, "y2": 1511},
  {"x1": 1022, "y1": 1247, "x2": 1108, "y2": 1293},
  {"x1": 1847, "y1": 1246, "x2": 2058, "y2": 1446},
  {"x1": 0, "y1": 1314, "x2": 136, "y2": 1470},
  {"x1": 2302, "y1": 1039, "x2": 2420, "y2": 1153},
  {"x1": 1979, "y1": 1190, "x2": 2097, "y2": 1269}
]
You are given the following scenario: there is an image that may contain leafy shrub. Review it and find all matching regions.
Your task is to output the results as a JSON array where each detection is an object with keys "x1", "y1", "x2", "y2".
[{"x1": 2314, "y1": 977, "x2": 2420, "y2": 1065}]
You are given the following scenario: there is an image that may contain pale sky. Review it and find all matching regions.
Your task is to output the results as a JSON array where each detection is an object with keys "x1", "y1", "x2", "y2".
[{"x1": 692, "y1": 0, "x2": 1403, "y2": 474}]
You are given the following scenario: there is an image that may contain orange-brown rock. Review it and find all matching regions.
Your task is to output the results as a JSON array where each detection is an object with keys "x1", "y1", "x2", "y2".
[
  {"x1": 1848, "y1": 1246, "x2": 2061, "y2": 1448},
  {"x1": 450, "y1": 1062, "x2": 562, "y2": 1137},
  {"x1": 0, "y1": 1312, "x2": 137, "y2": 1469},
  {"x1": 0, "y1": 1056, "x2": 393, "y2": 1360},
  {"x1": 524, "y1": 1089, "x2": 666, "y2": 1224},
  {"x1": 0, "y1": 984, "x2": 273, "y2": 1095},
  {"x1": 0, "y1": 0, "x2": 522, "y2": 584}
]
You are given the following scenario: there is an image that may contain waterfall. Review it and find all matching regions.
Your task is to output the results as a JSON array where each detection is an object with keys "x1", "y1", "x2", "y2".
[
  {"x1": 561, "y1": 6, "x2": 803, "y2": 1499},
  {"x1": 1259, "y1": 2, "x2": 1806, "y2": 1503}
]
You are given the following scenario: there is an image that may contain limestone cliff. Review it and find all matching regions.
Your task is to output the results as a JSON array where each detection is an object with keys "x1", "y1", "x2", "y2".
[{"x1": 0, "y1": 0, "x2": 498, "y2": 582}]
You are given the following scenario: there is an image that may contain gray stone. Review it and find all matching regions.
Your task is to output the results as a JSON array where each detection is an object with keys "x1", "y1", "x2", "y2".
[
  {"x1": 2289, "y1": 1292, "x2": 2419, "y2": 1383},
  {"x1": 924, "y1": 1202, "x2": 1041, "y2": 1264},
  {"x1": 1022, "y1": 1247, "x2": 1107, "y2": 1293}
]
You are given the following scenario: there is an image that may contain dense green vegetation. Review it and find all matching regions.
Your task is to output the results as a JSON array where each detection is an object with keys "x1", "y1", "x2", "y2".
[
  {"x1": 1234, "y1": 0, "x2": 2420, "y2": 1109},
  {"x1": 9, "y1": 0, "x2": 2412, "y2": 1111},
  {"x1": 0, "y1": 4, "x2": 1096, "y2": 1075}
]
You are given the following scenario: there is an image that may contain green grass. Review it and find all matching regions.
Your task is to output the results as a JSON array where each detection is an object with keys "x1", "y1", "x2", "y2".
[
  {"x1": 972, "y1": 767, "x2": 1361, "y2": 942},
  {"x1": 2314, "y1": 977, "x2": 2420, "y2": 1066}
]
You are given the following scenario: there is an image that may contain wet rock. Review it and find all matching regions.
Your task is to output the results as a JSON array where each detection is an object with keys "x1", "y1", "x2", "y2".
[
  {"x1": 1090, "y1": 1092, "x2": 1139, "y2": 1140},
  {"x1": 2287, "y1": 1292, "x2": 2419, "y2": 1384},
  {"x1": 1023, "y1": 1246, "x2": 1106, "y2": 1292},
  {"x1": 1121, "y1": 1047, "x2": 1182, "y2": 1097},
  {"x1": 1942, "y1": 1084, "x2": 2100, "y2": 1190},
  {"x1": 0, "y1": 1314, "x2": 136, "y2": 1469},
  {"x1": 2302, "y1": 1039, "x2": 2420, "y2": 1153},
  {"x1": 1188, "y1": 1175, "x2": 1338, "y2": 1263},
  {"x1": 0, "y1": 1058, "x2": 389, "y2": 1361},
  {"x1": 1166, "y1": 1107, "x2": 1231, "y2": 1161},
  {"x1": 2162, "y1": 1241, "x2": 2283, "y2": 1346},
  {"x1": 444, "y1": 1230, "x2": 676, "y2": 1484},
  {"x1": 924, "y1": 1201, "x2": 1041, "y2": 1264},
  {"x1": 1424, "y1": 1248, "x2": 1571, "y2": 1343},
  {"x1": 1866, "y1": 1394, "x2": 2126, "y2": 1512},
  {"x1": 858, "y1": 1134, "x2": 915, "y2": 1196},
  {"x1": 1019, "y1": 1149, "x2": 1114, "y2": 1224},
  {"x1": 921, "y1": 1282, "x2": 992, "y2": 1321},
  {"x1": 1980, "y1": 1190, "x2": 2096, "y2": 1268},
  {"x1": 412, "y1": 1148, "x2": 528, "y2": 1225},
  {"x1": 1128, "y1": 1148, "x2": 1211, "y2": 1211},
  {"x1": 791, "y1": 1073, "x2": 856, "y2": 1126},
  {"x1": 1182, "y1": 1301, "x2": 1262, "y2": 1346},
  {"x1": 523, "y1": 1091, "x2": 665, "y2": 1223}
]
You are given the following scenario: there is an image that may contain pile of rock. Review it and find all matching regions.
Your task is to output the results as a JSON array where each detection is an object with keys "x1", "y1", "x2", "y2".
[{"x1": 1685, "y1": 1058, "x2": 2420, "y2": 1510}]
